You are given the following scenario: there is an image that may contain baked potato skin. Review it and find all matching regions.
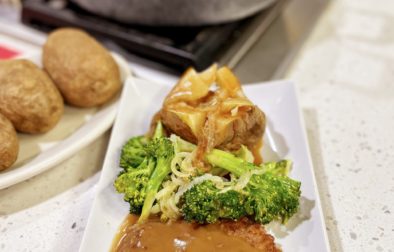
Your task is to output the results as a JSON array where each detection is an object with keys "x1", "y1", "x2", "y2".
[
  {"x1": 0, "y1": 113, "x2": 19, "y2": 171},
  {"x1": 43, "y1": 28, "x2": 121, "y2": 107},
  {"x1": 0, "y1": 59, "x2": 64, "y2": 133}
]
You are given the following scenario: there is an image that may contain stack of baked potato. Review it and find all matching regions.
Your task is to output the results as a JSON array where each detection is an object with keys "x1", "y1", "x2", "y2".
[{"x1": 0, "y1": 28, "x2": 121, "y2": 171}]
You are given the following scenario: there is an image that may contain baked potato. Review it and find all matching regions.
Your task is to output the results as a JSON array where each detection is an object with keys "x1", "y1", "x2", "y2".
[
  {"x1": 152, "y1": 65, "x2": 265, "y2": 153},
  {"x1": 43, "y1": 28, "x2": 121, "y2": 107},
  {"x1": 0, "y1": 113, "x2": 19, "y2": 171},
  {"x1": 0, "y1": 59, "x2": 64, "y2": 133}
]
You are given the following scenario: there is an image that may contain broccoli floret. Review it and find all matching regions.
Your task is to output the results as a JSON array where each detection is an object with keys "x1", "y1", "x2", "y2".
[
  {"x1": 179, "y1": 169, "x2": 300, "y2": 224},
  {"x1": 205, "y1": 149, "x2": 301, "y2": 224},
  {"x1": 114, "y1": 158, "x2": 155, "y2": 214},
  {"x1": 262, "y1": 159, "x2": 291, "y2": 176},
  {"x1": 116, "y1": 121, "x2": 169, "y2": 215},
  {"x1": 120, "y1": 136, "x2": 149, "y2": 169},
  {"x1": 180, "y1": 180, "x2": 247, "y2": 224},
  {"x1": 138, "y1": 137, "x2": 175, "y2": 224},
  {"x1": 116, "y1": 132, "x2": 300, "y2": 225},
  {"x1": 115, "y1": 122, "x2": 175, "y2": 222},
  {"x1": 244, "y1": 171, "x2": 301, "y2": 224}
]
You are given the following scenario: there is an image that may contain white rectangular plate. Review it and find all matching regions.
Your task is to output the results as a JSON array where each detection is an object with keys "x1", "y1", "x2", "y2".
[{"x1": 80, "y1": 78, "x2": 330, "y2": 252}]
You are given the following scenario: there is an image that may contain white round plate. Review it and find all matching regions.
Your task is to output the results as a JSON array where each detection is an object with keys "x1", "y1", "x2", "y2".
[{"x1": 0, "y1": 51, "x2": 132, "y2": 189}]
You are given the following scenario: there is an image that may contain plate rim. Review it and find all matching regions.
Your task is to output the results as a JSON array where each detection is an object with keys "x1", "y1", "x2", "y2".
[
  {"x1": 281, "y1": 80, "x2": 331, "y2": 251},
  {"x1": 0, "y1": 51, "x2": 132, "y2": 189}
]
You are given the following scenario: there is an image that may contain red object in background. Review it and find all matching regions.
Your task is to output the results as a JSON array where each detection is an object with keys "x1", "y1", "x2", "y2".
[{"x1": 0, "y1": 45, "x2": 20, "y2": 59}]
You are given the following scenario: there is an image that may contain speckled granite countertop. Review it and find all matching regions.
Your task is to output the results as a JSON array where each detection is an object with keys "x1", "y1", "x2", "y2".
[
  {"x1": 1, "y1": 0, "x2": 394, "y2": 251},
  {"x1": 285, "y1": 1, "x2": 394, "y2": 251}
]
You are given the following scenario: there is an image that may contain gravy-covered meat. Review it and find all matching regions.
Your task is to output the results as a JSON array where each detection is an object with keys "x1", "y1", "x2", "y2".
[
  {"x1": 221, "y1": 218, "x2": 280, "y2": 252},
  {"x1": 112, "y1": 215, "x2": 279, "y2": 252}
]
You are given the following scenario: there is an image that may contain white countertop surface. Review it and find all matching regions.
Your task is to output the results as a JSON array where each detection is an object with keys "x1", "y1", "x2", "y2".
[
  {"x1": 286, "y1": 1, "x2": 394, "y2": 251},
  {"x1": 1, "y1": 0, "x2": 394, "y2": 251}
]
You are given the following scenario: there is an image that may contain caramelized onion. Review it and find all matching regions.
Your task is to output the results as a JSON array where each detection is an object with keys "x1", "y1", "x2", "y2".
[{"x1": 151, "y1": 65, "x2": 266, "y2": 170}]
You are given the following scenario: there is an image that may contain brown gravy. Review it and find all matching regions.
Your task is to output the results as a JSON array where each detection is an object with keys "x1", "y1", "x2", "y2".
[
  {"x1": 252, "y1": 139, "x2": 263, "y2": 165},
  {"x1": 111, "y1": 215, "x2": 275, "y2": 252}
]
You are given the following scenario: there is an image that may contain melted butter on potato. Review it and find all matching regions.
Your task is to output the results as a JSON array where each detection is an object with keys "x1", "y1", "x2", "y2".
[
  {"x1": 0, "y1": 113, "x2": 19, "y2": 171},
  {"x1": 0, "y1": 59, "x2": 64, "y2": 134},
  {"x1": 43, "y1": 28, "x2": 121, "y2": 107}
]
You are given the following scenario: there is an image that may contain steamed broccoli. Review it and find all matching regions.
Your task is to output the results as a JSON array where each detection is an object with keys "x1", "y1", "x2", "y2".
[
  {"x1": 120, "y1": 136, "x2": 149, "y2": 169},
  {"x1": 180, "y1": 180, "x2": 247, "y2": 224},
  {"x1": 152, "y1": 121, "x2": 165, "y2": 139},
  {"x1": 114, "y1": 158, "x2": 155, "y2": 214},
  {"x1": 244, "y1": 170, "x2": 300, "y2": 224},
  {"x1": 138, "y1": 137, "x2": 175, "y2": 224},
  {"x1": 115, "y1": 136, "x2": 175, "y2": 220},
  {"x1": 180, "y1": 169, "x2": 300, "y2": 224},
  {"x1": 178, "y1": 150, "x2": 301, "y2": 224},
  {"x1": 205, "y1": 150, "x2": 301, "y2": 224},
  {"x1": 116, "y1": 131, "x2": 301, "y2": 225},
  {"x1": 119, "y1": 122, "x2": 165, "y2": 170},
  {"x1": 261, "y1": 159, "x2": 291, "y2": 176},
  {"x1": 116, "y1": 121, "x2": 174, "y2": 218}
]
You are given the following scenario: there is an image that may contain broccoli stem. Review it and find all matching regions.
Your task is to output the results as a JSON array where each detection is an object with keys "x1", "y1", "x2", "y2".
[
  {"x1": 138, "y1": 137, "x2": 175, "y2": 224},
  {"x1": 138, "y1": 158, "x2": 172, "y2": 224},
  {"x1": 153, "y1": 121, "x2": 164, "y2": 139},
  {"x1": 205, "y1": 149, "x2": 257, "y2": 176},
  {"x1": 173, "y1": 135, "x2": 196, "y2": 152}
]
